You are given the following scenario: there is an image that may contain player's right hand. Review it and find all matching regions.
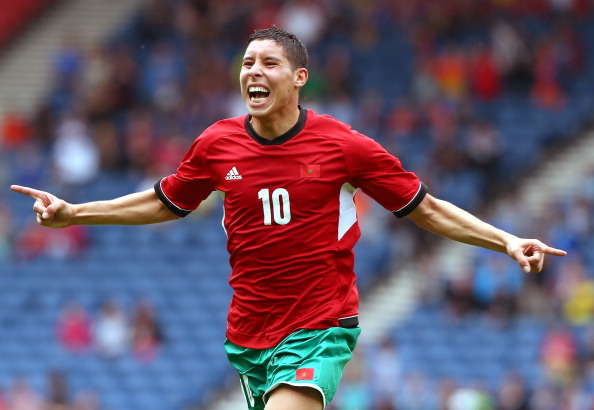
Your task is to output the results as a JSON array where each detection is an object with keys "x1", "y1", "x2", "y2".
[{"x1": 11, "y1": 185, "x2": 74, "y2": 228}]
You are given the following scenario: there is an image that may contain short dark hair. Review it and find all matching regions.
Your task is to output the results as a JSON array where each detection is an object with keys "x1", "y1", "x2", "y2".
[{"x1": 248, "y1": 26, "x2": 308, "y2": 70}]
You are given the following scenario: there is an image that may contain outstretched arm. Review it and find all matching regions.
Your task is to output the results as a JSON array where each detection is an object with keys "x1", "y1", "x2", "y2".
[
  {"x1": 11, "y1": 185, "x2": 179, "y2": 228},
  {"x1": 406, "y1": 194, "x2": 566, "y2": 273}
]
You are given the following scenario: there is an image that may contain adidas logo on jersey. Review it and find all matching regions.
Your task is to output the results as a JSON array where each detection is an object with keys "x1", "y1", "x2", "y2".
[{"x1": 225, "y1": 166, "x2": 243, "y2": 180}]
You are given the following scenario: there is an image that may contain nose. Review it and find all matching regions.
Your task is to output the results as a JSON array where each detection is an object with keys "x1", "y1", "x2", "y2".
[{"x1": 248, "y1": 62, "x2": 263, "y2": 78}]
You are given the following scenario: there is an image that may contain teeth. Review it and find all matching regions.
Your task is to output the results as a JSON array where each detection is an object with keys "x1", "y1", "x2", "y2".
[
  {"x1": 251, "y1": 97, "x2": 267, "y2": 103},
  {"x1": 249, "y1": 86, "x2": 270, "y2": 93}
]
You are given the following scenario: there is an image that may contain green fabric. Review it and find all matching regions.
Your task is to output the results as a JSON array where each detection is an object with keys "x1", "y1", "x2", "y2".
[{"x1": 225, "y1": 327, "x2": 361, "y2": 409}]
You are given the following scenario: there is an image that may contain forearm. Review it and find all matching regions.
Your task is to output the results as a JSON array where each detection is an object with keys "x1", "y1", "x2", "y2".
[
  {"x1": 71, "y1": 189, "x2": 179, "y2": 225},
  {"x1": 407, "y1": 194, "x2": 517, "y2": 254}
]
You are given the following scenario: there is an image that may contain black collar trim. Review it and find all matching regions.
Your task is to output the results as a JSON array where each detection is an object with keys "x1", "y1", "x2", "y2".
[{"x1": 245, "y1": 106, "x2": 307, "y2": 146}]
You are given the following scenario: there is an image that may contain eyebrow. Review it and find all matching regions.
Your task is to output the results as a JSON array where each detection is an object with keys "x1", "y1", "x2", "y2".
[{"x1": 242, "y1": 55, "x2": 283, "y2": 63}]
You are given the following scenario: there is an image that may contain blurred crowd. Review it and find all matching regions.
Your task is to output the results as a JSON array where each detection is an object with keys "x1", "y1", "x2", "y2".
[
  {"x1": 0, "y1": 298, "x2": 163, "y2": 410},
  {"x1": 1, "y1": 0, "x2": 594, "y2": 409},
  {"x1": 0, "y1": 371, "x2": 99, "y2": 410},
  {"x1": 57, "y1": 298, "x2": 164, "y2": 362}
]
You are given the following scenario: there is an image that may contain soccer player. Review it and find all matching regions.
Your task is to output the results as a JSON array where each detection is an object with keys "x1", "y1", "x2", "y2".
[{"x1": 11, "y1": 27, "x2": 566, "y2": 410}]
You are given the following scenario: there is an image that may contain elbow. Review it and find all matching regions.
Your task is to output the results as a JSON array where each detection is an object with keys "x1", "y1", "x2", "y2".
[{"x1": 406, "y1": 194, "x2": 442, "y2": 228}]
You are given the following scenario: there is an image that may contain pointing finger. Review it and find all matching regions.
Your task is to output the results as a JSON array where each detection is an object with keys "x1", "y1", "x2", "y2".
[
  {"x1": 11, "y1": 185, "x2": 44, "y2": 199},
  {"x1": 540, "y1": 246, "x2": 567, "y2": 257}
]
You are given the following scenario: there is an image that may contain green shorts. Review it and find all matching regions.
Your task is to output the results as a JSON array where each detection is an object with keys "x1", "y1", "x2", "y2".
[{"x1": 224, "y1": 327, "x2": 361, "y2": 409}]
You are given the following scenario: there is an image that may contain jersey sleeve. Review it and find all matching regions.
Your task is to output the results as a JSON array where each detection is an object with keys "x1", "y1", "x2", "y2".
[
  {"x1": 154, "y1": 134, "x2": 216, "y2": 217},
  {"x1": 343, "y1": 130, "x2": 427, "y2": 218}
]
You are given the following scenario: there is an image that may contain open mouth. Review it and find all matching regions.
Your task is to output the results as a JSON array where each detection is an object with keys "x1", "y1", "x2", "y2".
[{"x1": 248, "y1": 86, "x2": 270, "y2": 103}]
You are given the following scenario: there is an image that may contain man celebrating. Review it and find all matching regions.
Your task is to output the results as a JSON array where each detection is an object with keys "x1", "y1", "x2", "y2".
[{"x1": 12, "y1": 27, "x2": 566, "y2": 410}]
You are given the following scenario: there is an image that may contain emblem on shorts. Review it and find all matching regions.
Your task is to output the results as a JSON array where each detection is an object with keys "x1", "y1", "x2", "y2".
[
  {"x1": 225, "y1": 166, "x2": 243, "y2": 180},
  {"x1": 295, "y1": 368, "x2": 314, "y2": 381}
]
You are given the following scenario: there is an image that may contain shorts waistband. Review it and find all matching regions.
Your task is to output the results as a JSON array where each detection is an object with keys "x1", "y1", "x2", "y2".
[{"x1": 338, "y1": 315, "x2": 359, "y2": 328}]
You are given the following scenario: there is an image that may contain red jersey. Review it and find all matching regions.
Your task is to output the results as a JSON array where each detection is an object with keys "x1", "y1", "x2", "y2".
[{"x1": 155, "y1": 108, "x2": 426, "y2": 348}]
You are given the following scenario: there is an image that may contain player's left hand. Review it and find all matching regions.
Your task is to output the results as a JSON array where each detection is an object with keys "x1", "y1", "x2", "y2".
[{"x1": 507, "y1": 238, "x2": 567, "y2": 273}]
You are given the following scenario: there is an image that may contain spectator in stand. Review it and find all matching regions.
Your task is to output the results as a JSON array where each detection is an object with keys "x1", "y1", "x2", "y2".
[
  {"x1": 57, "y1": 302, "x2": 93, "y2": 354},
  {"x1": 5, "y1": 377, "x2": 43, "y2": 410},
  {"x1": 0, "y1": 107, "x2": 31, "y2": 150},
  {"x1": 578, "y1": 327, "x2": 594, "y2": 396},
  {"x1": 132, "y1": 0, "x2": 174, "y2": 47},
  {"x1": 432, "y1": 45, "x2": 468, "y2": 102},
  {"x1": 557, "y1": 255, "x2": 594, "y2": 326},
  {"x1": 14, "y1": 222, "x2": 88, "y2": 261},
  {"x1": 410, "y1": 55, "x2": 441, "y2": 104},
  {"x1": 495, "y1": 372, "x2": 530, "y2": 410},
  {"x1": 48, "y1": 33, "x2": 85, "y2": 115},
  {"x1": 51, "y1": 114, "x2": 99, "y2": 189},
  {"x1": 107, "y1": 43, "x2": 140, "y2": 113},
  {"x1": 539, "y1": 321, "x2": 579, "y2": 387},
  {"x1": 130, "y1": 299, "x2": 164, "y2": 362},
  {"x1": 93, "y1": 299, "x2": 130, "y2": 359},
  {"x1": 122, "y1": 110, "x2": 156, "y2": 172},
  {"x1": 88, "y1": 120, "x2": 123, "y2": 171},
  {"x1": 79, "y1": 43, "x2": 116, "y2": 122},
  {"x1": 385, "y1": 99, "x2": 421, "y2": 141},
  {"x1": 472, "y1": 251, "x2": 523, "y2": 324},
  {"x1": 468, "y1": 43, "x2": 502, "y2": 101},
  {"x1": 551, "y1": 17, "x2": 586, "y2": 80},
  {"x1": 447, "y1": 386, "x2": 493, "y2": 410},
  {"x1": 44, "y1": 371, "x2": 72, "y2": 410},
  {"x1": 490, "y1": 20, "x2": 532, "y2": 95},
  {"x1": 72, "y1": 390, "x2": 100, "y2": 410},
  {"x1": 464, "y1": 118, "x2": 504, "y2": 199},
  {"x1": 51, "y1": 33, "x2": 84, "y2": 88},
  {"x1": 444, "y1": 271, "x2": 479, "y2": 320},
  {"x1": 278, "y1": 0, "x2": 327, "y2": 46},
  {"x1": 527, "y1": 383, "x2": 559, "y2": 409},
  {"x1": 13, "y1": 221, "x2": 50, "y2": 261},
  {"x1": 530, "y1": 35, "x2": 567, "y2": 111}
]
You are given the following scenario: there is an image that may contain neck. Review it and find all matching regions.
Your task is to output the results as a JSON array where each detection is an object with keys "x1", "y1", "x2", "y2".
[{"x1": 250, "y1": 106, "x2": 301, "y2": 140}]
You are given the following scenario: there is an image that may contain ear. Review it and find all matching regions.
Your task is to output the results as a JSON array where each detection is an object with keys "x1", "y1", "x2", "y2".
[{"x1": 294, "y1": 68, "x2": 308, "y2": 89}]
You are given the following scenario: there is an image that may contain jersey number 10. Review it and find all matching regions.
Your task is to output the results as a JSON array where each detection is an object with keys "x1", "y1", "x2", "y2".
[{"x1": 258, "y1": 188, "x2": 291, "y2": 225}]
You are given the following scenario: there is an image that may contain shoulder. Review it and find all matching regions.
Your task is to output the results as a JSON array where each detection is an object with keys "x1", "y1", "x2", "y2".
[
  {"x1": 305, "y1": 109, "x2": 382, "y2": 151},
  {"x1": 198, "y1": 115, "x2": 247, "y2": 142},
  {"x1": 304, "y1": 109, "x2": 353, "y2": 136},
  {"x1": 182, "y1": 115, "x2": 247, "y2": 162}
]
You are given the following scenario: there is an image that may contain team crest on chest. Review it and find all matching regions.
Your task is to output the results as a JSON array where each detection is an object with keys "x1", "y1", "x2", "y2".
[{"x1": 299, "y1": 164, "x2": 320, "y2": 178}]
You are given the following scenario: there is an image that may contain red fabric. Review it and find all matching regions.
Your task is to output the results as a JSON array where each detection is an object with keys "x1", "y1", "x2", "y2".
[
  {"x1": 295, "y1": 368, "x2": 315, "y2": 381},
  {"x1": 299, "y1": 164, "x2": 320, "y2": 178},
  {"x1": 160, "y1": 109, "x2": 423, "y2": 348},
  {"x1": 0, "y1": 0, "x2": 57, "y2": 49},
  {"x1": 1, "y1": 112, "x2": 31, "y2": 149},
  {"x1": 57, "y1": 305, "x2": 92, "y2": 352}
]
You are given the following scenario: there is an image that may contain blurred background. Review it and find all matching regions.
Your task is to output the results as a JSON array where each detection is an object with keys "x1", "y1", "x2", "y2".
[{"x1": 1, "y1": 0, "x2": 593, "y2": 409}]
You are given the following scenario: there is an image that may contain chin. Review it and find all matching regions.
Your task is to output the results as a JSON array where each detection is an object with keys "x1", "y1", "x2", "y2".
[{"x1": 246, "y1": 105, "x2": 270, "y2": 118}]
